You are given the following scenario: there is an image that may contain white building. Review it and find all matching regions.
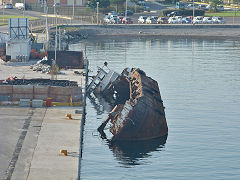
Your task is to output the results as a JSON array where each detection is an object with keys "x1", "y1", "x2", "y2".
[{"x1": 6, "y1": 18, "x2": 31, "y2": 61}]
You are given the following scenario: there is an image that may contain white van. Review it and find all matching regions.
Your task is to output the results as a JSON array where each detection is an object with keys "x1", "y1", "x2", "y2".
[{"x1": 15, "y1": 3, "x2": 24, "y2": 10}]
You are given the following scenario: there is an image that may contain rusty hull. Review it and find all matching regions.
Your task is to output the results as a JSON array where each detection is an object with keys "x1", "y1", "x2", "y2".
[{"x1": 102, "y1": 68, "x2": 168, "y2": 142}]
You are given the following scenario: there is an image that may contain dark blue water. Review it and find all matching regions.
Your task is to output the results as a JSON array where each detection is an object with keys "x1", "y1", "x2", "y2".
[{"x1": 70, "y1": 38, "x2": 240, "y2": 179}]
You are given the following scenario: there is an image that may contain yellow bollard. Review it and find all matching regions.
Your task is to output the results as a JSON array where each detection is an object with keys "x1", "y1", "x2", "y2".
[
  {"x1": 60, "y1": 149, "x2": 68, "y2": 156},
  {"x1": 66, "y1": 113, "x2": 72, "y2": 120}
]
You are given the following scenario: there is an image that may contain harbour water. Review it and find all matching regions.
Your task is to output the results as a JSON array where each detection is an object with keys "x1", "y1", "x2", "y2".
[{"x1": 70, "y1": 38, "x2": 240, "y2": 179}]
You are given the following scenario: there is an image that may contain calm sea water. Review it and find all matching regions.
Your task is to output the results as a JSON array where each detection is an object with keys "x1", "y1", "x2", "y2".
[{"x1": 70, "y1": 38, "x2": 240, "y2": 179}]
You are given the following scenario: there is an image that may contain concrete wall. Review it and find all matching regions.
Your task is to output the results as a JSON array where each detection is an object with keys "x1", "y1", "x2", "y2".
[{"x1": 0, "y1": 85, "x2": 82, "y2": 102}]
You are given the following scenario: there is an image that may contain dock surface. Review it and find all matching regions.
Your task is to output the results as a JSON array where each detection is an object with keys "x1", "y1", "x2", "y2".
[{"x1": 0, "y1": 60, "x2": 86, "y2": 180}]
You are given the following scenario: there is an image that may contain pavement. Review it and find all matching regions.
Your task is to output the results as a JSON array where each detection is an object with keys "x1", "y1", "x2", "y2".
[
  {"x1": 0, "y1": 107, "x2": 83, "y2": 180},
  {"x1": 0, "y1": 60, "x2": 87, "y2": 180}
]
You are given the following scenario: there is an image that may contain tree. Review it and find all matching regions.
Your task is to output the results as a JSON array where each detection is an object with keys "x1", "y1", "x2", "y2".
[
  {"x1": 109, "y1": 0, "x2": 125, "y2": 11},
  {"x1": 209, "y1": 0, "x2": 223, "y2": 11},
  {"x1": 233, "y1": 0, "x2": 240, "y2": 4},
  {"x1": 88, "y1": 0, "x2": 110, "y2": 9}
]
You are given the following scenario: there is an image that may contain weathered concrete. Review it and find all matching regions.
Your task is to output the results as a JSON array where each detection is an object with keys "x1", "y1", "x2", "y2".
[
  {"x1": 60, "y1": 24, "x2": 240, "y2": 40},
  {"x1": 25, "y1": 107, "x2": 82, "y2": 180},
  {"x1": 0, "y1": 59, "x2": 87, "y2": 180},
  {"x1": 0, "y1": 107, "x2": 45, "y2": 180},
  {"x1": 0, "y1": 107, "x2": 83, "y2": 180}
]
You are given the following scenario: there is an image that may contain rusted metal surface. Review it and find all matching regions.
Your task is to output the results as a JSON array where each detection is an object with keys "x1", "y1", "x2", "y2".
[
  {"x1": 47, "y1": 51, "x2": 84, "y2": 69},
  {"x1": 97, "y1": 68, "x2": 168, "y2": 142}
]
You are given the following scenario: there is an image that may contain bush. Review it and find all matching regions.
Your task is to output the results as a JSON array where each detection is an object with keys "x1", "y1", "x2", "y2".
[
  {"x1": 127, "y1": 5, "x2": 144, "y2": 13},
  {"x1": 162, "y1": 9, "x2": 205, "y2": 16}
]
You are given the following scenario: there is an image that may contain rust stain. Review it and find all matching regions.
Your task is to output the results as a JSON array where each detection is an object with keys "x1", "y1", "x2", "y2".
[{"x1": 97, "y1": 68, "x2": 168, "y2": 142}]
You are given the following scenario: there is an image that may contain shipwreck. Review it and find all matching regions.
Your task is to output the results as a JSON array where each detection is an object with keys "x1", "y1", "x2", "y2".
[{"x1": 87, "y1": 65, "x2": 168, "y2": 142}]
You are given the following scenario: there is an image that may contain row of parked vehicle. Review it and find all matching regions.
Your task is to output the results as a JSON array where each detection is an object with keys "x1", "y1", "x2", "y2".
[
  {"x1": 138, "y1": 16, "x2": 225, "y2": 24},
  {"x1": 104, "y1": 15, "x2": 133, "y2": 24},
  {"x1": 103, "y1": 11, "x2": 135, "y2": 24}
]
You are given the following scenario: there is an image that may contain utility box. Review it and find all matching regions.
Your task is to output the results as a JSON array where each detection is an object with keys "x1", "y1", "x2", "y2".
[
  {"x1": 6, "y1": 18, "x2": 31, "y2": 61},
  {"x1": 20, "y1": 99, "x2": 31, "y2": 107},
  {"x1": 32, "y1": 99, "x2": 43, "y2": 108}
]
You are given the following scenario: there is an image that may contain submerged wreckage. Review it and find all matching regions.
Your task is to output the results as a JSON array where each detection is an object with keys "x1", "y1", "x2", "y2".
[{"x1": 87, "y1": 66, "x2": 168, "y2": 142}]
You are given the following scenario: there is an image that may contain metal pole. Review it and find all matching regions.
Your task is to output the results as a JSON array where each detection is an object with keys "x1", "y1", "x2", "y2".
[
  {"x1": 96, "y1": 2, "x2": 99, "y2": 25},
  {"x1": 59, "y1": 27, "x2": 61, "y2": 50},
  {"x1": 192, "y1": 0, "x2": 195, "y2": 24},
  {"x1": 23, "y1": 0, "x2": 25, "y2": 17},
  {"x1": 125, "y1": 0, "x2": 127, "y2": 24},
  {"x1": 72, "y1": 0, "x2": 75, "y2": 22},
  {"x1": 54, "y1": 2, "x2": 57, "y2": 65},
  {"x1": 45, "y1": 1, "x2": 49, "y2": 42}
]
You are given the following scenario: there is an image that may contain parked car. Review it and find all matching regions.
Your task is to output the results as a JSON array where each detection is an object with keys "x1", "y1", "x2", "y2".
[
  {"x1": 217, "y1": 5, "x2": 224, "y2": 11},
  {"x1": 109, "y1": 16, "x2": 118, "y2": 24},
  {"x1": 193, "y1": 16, "x2": 203, "y2": 24},
  {"x1": 168, "y1": 17, "x2": 179, "y2": 24},
  {"x1": 146, "y1": 16, "x2": 158, "y2": 24},
  {"x1": 137, "y1": 0, "x2": 146, "y2": 6},
  {"x1": 212, "y1": 17, "x2": 225, "y2": 24},
  {"x1": 167, "y1": 11, "x2": 181, "y2": 17},
  {"x1": 206, "y1": 5, "x2": 224, "y2": 11},
  {"x1": 138, "y1": 16, "x2": 147, "y2": 24},
  {"x1": 175, "y1": 16, "x2": 182, "y2": 23},
  {"x1": 203, "y1": 17, "x2": 213, "y2": 24},
  {"x1": 186, "y1": 4, "x2": 198, "y2": 9},
  {"x1": 108, "y1": 11, "x2": 118, "y2": 16},
  {"x1": 118, "y1": 16, "x2": 124, "y2": 23},
  {"x1": 157, "y1": 17, "x2": 168, "y2": 24},
  {"x1": 181, "y1": 17, "x2": 192, "y2": 24},
  {"x1": 103, "y1": 15, "x2": 111, "y2": 24},
  {"x1": 122, "y1": 17, "x2": 133, "y2": 24},
  {"x1": 15, "y1": 3, "x2": 24, "y2": 10},
  {"x1": 5, "y1": 3, "x2": 13, "y2": 9},
  {"x1": 198, "y1": 4, "x2": 207, "y2": 10}
]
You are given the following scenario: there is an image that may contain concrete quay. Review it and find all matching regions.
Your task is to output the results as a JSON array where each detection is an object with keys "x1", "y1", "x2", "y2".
[
  {"x1": 60, "y1": 24, "x2": 240, "y2": 40},
  {"x1": 0, "y1": 60, "x2": 87, "y2": 180}
]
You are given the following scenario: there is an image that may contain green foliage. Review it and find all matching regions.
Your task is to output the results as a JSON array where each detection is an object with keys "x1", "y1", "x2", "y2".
[
  {"x1": 206, "y1": 11, "x2": 240, "y2": 17},
  {"x1": 209, "y1": 0, "x2": 223, "y2": 10},
  {"x1": 127, "y1": 5, "x2": 144, "y2": 13},
  {"x1": 233, "y1": 0, "x2": 240, "y2": 4},
  {"x1": 162, "y1": 9, "x2": 205, "y2": 16},
  {"x1": 88, "y1": 0, "x2": 110, "y2": 9},
  {"x1": 130, "y1": 0, "x2": 138, "y2": 3},
  {"x1": 110, "y1": 0, "x2": 125, "y2": 6}
]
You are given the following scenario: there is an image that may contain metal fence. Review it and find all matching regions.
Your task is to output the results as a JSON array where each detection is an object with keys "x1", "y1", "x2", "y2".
[
  {"x1": 26, "y1": 3, "x2": 95, "y2": 16},
  {"x1": 28, "y1": 16, "x2": 97, "y2": 31}
]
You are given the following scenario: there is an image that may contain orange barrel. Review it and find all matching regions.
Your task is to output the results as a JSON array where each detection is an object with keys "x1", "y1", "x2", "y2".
[{"x1": 46, "y1": 98, "x2": 52, "y2": 107}]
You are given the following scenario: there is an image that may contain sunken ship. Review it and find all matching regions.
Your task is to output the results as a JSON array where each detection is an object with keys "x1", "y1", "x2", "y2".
[{"x1": 87, "y1": 66, "x2": 168, "y2": 142}]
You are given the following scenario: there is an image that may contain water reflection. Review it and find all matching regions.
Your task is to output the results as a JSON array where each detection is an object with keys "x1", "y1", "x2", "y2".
[{"x1": 109, "y1": 135, "x2": 167, "y2": 167}]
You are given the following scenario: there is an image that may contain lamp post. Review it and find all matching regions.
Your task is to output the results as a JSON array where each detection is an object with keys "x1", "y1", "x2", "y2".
[
  {"x1": 192, "y1": 0, "x2": 195, "y2": 24},
  {"x1": 72, "y1": 0, "x2": 75, "y2": 22},
  {"x1": 54, "y1": 2, "x2": 57, "y2": 65},
  {"x1": 45, "y1": 0, "x2": 49, "y2": 42},
  {"x1": 23, "y1": 0, "x2": 25, "y2": 17},
  {"x1": 96, "y1": 2, "x2": 99, "y2": 25},
  {"x1": 125, "y1": 0, "x2": 127, "y2": 24}
]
